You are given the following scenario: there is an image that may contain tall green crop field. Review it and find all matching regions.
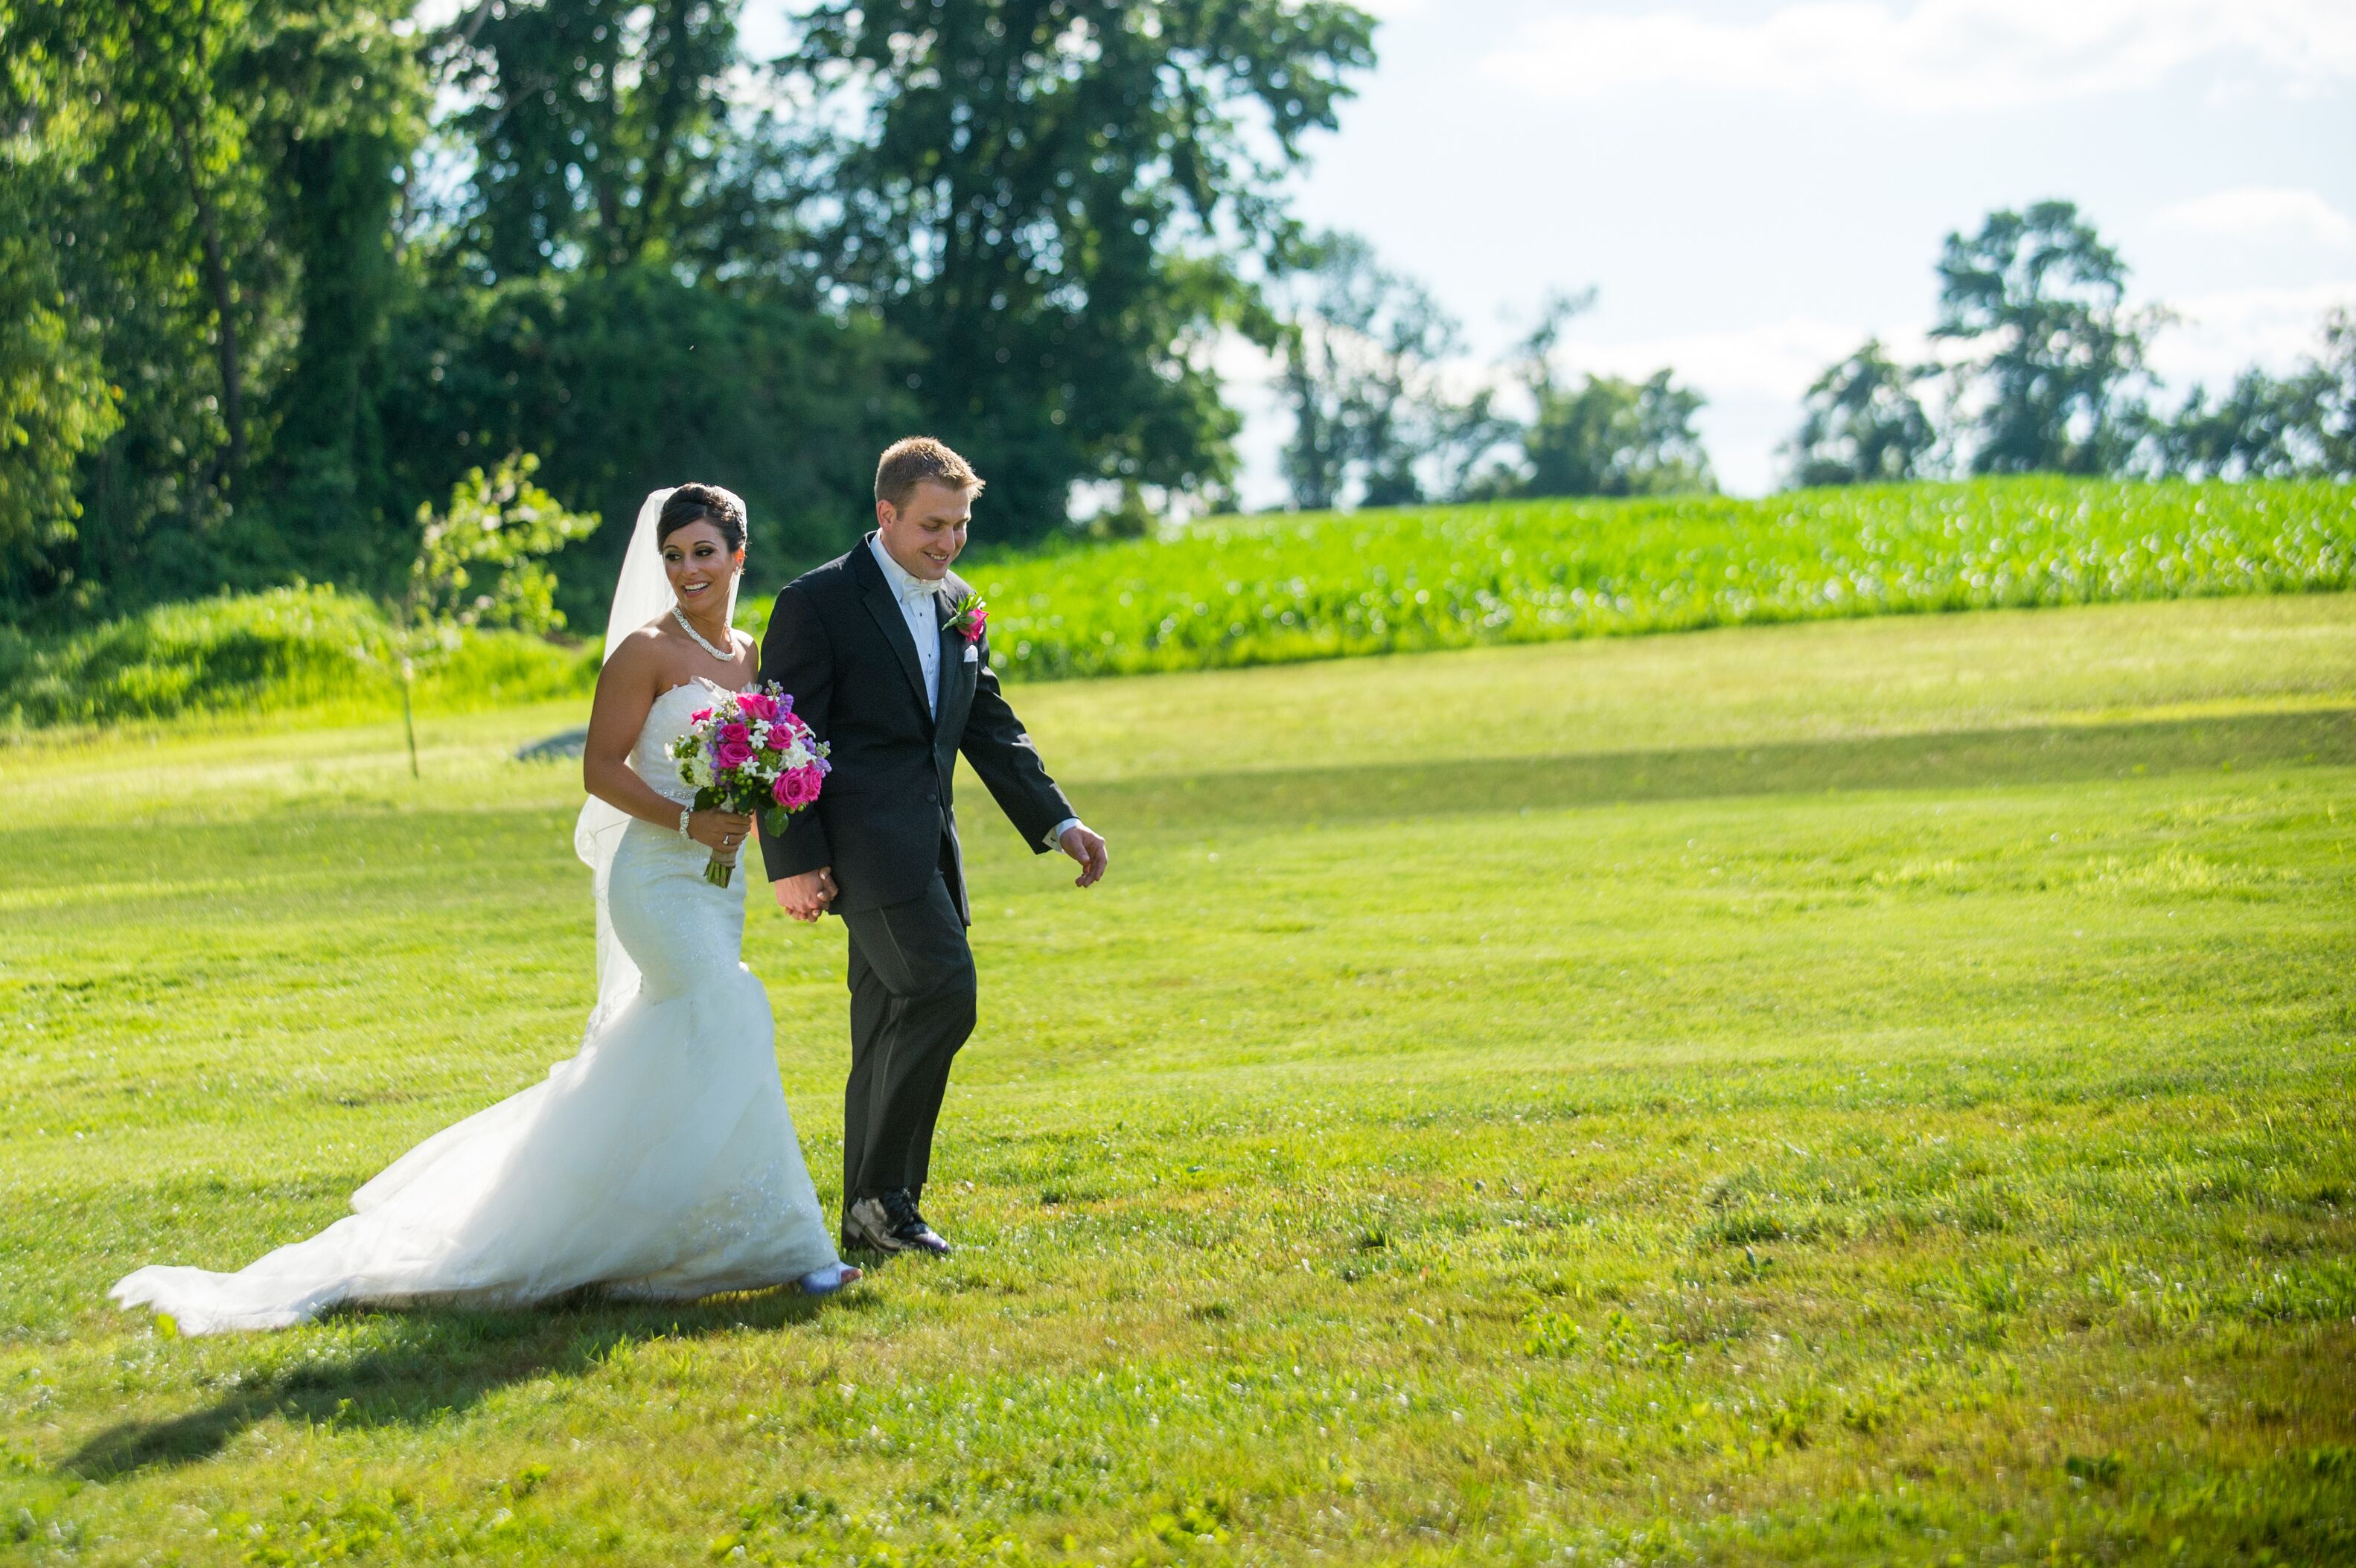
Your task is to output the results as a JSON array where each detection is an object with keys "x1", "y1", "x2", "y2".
[
  {"x1": 911, "y1": 477, "x2": 2353, "y2": 679},
  {"x1": 10, "y1": 479, "x2": 2349, "y2": 732}
]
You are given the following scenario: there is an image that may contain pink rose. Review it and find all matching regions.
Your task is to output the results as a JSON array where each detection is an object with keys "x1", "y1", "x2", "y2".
[
  {"x1": 738, "y1": 691, "x2": 778, "y2": 722},
  {"x1": 689, "y1": 708, "x2": 713, "y2": 724},
  {"x1": 961, "y1": 607, "x2": 987, "y2": 645},
  {"x1": 776, "y1": 764, "x2": 823, "y2": 808},
  {"x1": 713, "y1": 726, "x2": 754, "y2": 770}
]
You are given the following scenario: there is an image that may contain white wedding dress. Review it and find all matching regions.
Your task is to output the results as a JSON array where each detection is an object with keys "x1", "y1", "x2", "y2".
[{"x1": 110, "y1": 674, "x2": 843, "y2": 1334}]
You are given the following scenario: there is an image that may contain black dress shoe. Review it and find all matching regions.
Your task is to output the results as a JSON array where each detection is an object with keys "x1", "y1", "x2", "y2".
[{"x1": 846, "y1": 1188, "x2": 951, "y2": 1255}]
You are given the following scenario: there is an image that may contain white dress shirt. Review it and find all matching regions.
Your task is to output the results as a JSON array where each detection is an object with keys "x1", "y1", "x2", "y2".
[
  {"x1": 867, "y1": 531, "x2": 942, "y2": 716},
  {"x1": 867, "y1": 534, "x2": 1082, "y2": 854}
]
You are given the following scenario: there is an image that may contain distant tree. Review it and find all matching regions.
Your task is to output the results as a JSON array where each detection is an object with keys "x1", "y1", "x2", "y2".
[
  {"x1": 2151, "y1": 371, "x2": 2313, "y2": 481},
  {"x1": 1277, "y1": 233, "x2": 1507, "y2": 511},
  {"x1": 1520, "y1": 372, "x2": 1714, "y2": 499},
  {"x1": 2150, "y1": 308, "x2": 2356, "y2": 481},
  {"x1": 1933, "y1": 199, "x2": 2162, "y2": 475},
  {"x1": 1481, "y1": 291, "x2": 1714, "y2": 499},
  {"x1": 785, "y1": 0, "x2": 1378, "y2": 541},
  {"x1": 1783, "y1": 338, "x2": 1938, "y2": 487},
  {"x1": 2308, "y1": 308, "x2": 2356, "y2": 476}
]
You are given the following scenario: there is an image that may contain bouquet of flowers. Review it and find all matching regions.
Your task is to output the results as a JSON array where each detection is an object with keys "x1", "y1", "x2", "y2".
[{"x1": 668, "y1": 682, "x2": 831, "y2": 887}]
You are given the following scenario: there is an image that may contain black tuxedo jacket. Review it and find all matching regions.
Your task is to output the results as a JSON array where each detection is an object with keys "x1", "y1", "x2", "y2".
[{"x1": 756, "y1": 536, "x2": 1072, "y2": 922}]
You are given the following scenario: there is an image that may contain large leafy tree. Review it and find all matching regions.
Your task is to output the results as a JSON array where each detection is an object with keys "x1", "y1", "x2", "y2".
[
  {"x1": 380, "y1": 265, "x2": 916, "y2": 625},
  {"x1": 1784, "y1": 338, "x2": 1938, "y2": 487},
  {"x1": 784, "y1": 0, "x2": 1376, "y2": 541},
  {"x1": 1, "y1": 0, "x2": 424, "y2": 614},
  {"x1": 250, "y1": 4, "x2": 428, "y2": 585},
  {"x1": 447, "y1": 0, "x2": 744, "y2": 281},
  {"x1": 4, "y1": 0, "x2": 278, "y2": 608},
  {"x1": 4, "y1": 0, "x2": 1377, "y2": 624},
  {"x1": 409, "y1": 0, "x2": 913, "y2": 615},
  {"x1": 1934, "y1": 200, "x2": 2159, "y2": 476},
  {"x1": 0, "y1": 141, "x2": 121, "y2": 603}
]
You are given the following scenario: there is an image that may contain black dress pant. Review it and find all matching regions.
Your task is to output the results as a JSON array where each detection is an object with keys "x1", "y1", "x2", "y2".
[{"x1": 837, "y1": 844, "x2": 977, "y2": 1216}]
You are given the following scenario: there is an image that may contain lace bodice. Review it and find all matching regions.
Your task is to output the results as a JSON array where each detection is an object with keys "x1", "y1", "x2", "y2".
[{"x1": 632, "y1": 678, "x2": 735, "y2": 807}]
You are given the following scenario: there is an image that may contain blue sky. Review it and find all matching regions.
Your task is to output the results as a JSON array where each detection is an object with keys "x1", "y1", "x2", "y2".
[{"x1": 1222, "y1": 0, "x2": 2356, "y2": 499}]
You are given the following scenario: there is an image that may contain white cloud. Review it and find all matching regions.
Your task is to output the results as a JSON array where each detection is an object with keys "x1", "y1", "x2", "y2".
[
  {"x1": 1549, "y1": 316, "x2": 1902, "y2": 401},
  {"x1": 1481, "y1": 0, "x2": 2356, "y2": 112},
  {"x1": 2148, "y1": 281, "x2": 2356, "y2": 388},
  {"x1": 2154, "y1": 188, "x2": 2356, "y2": 250}
]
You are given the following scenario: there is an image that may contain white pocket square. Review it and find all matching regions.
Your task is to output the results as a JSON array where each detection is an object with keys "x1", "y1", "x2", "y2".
[{"x1": 962, "y1": 644, "x2": 978, "y2": 664}]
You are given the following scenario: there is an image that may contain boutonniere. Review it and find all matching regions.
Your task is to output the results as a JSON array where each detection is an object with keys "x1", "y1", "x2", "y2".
[{"x1": 946, "y1": 591, "x2": 988, "y2": 646}]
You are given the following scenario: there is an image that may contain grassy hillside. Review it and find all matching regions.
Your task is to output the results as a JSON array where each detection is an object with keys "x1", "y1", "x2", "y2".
[
  {"x1": 0, "y1": 585, "x2": 598, "y2": 732},
  {"x1": 3, "y1": 595, "x2": 2352, "y2": 1564},
  {"x1": 919, "y1": 476, "x2": 2351, "y2": 679}
]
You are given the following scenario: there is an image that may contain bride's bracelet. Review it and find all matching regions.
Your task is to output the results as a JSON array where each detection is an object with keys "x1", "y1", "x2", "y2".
[{"x1": 677, "y1": 806, "x2": 694, "y2": 841}]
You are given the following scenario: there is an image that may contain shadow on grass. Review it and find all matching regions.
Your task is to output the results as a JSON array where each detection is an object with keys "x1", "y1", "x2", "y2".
[
  {"x1": 64, "y1": 1282, "x2": 882, "y2": 1479},
  {"x1": 1089, "y1": 708, "x2": 2356, "y2": 828}
]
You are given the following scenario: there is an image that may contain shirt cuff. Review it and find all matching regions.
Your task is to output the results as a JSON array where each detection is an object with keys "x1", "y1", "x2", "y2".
[{"x1": 1043, "y1": 817, "x2": 1083, "y2": 852}]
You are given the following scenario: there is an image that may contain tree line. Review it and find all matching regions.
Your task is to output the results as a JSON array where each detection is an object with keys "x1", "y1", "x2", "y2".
[
  {"x1": 1277, "y1": 199, "x2": 2356, "y2": 511},
  {"x1": 0, "y1": 0, "x2": 1376, "y2": 627},
  {"x1": 5, "y1": 0, "x2": 2346, "y2": 637}
]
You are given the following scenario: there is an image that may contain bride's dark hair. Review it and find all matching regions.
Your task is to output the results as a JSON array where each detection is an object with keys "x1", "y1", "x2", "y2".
[{"x1": 657, "y1": 484, "x2": 747, "y2": 551}]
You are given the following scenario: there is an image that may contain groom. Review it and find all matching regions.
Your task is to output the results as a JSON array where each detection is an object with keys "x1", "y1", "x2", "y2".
[{"x1": 758, "y1": 437, "x2": 1109, "y2": 1257}]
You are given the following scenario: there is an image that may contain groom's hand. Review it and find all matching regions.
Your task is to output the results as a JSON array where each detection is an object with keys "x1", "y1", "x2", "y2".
[
  {"x1": 775, "y1": 867, "x2": 836, "y2": 921},
  {"x1": 1057, "y1": 824, "x2": 1108, "y2": 889}
]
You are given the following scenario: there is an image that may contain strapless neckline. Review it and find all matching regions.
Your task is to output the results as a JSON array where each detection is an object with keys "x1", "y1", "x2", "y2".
[
  {"x1": 655, "y1": 674, "x2": 736, "y2": 703},
  {"x1": 633, "y1": 677, "x2": 746, "y2": 805}
]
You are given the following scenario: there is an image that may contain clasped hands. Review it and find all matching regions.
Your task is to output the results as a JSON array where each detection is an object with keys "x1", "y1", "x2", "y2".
[
  {"x1": 774, "y1": 866, "x2": 839, "y2": 923},
  {"x1": 771, "y1": 825, "x2": 1108, "y2": 922}
]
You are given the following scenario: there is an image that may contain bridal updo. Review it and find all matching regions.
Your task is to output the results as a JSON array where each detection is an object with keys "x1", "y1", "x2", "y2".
[{"x1": 657, "y1": 484, "x2": 747, "y2": 551}]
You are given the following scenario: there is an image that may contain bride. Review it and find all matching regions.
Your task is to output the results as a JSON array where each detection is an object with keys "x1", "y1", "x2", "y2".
[{"x1": 111, "y1": 484, "x2": 858, "y2": 1335}]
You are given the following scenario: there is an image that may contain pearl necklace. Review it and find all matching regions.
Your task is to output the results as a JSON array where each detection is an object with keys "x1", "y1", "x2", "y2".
[{"x1": 671, "y1": 603, "x2": 733, "y2": 662}]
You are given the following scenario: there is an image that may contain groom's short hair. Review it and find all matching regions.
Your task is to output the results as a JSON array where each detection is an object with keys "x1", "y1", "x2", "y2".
[{"x1": 875, "y1": 437, "x2": 984, "y2": 511}]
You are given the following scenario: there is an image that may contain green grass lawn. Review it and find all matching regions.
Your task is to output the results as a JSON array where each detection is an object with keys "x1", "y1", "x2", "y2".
[{"x1": 3, "y1": 594, "x2": 2353, "y2": 1565}]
